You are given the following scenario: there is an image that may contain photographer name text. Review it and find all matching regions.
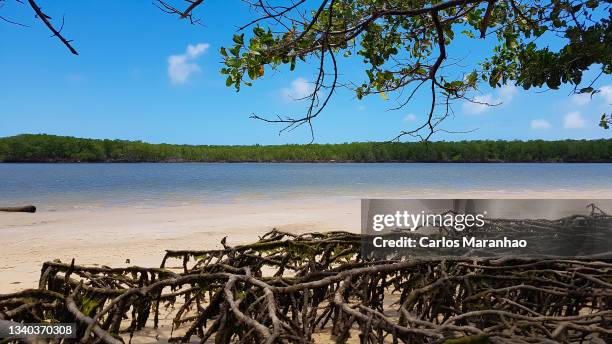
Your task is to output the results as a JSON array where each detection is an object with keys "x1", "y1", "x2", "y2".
[{"x1": 372, "y1": 236, "x2": 527, "y2": 248}]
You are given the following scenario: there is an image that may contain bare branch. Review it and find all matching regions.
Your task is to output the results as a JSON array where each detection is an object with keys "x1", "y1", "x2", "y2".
[{"x1": 27, "y1": 0, "x2": 77, "y2": 55}]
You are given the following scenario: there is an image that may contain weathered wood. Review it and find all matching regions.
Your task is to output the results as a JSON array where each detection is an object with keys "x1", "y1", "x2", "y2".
[
  {"x1": 0, "y1": 205, "x2": 36, "y2": 213},
  {"x1": 1, "y1": 211, "x2": 611, "y2": 344}
]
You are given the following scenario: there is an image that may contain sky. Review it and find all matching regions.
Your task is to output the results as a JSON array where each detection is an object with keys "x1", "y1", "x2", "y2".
[{"x1": 0, "y1": 1, "x2": 610, "y2": 145}]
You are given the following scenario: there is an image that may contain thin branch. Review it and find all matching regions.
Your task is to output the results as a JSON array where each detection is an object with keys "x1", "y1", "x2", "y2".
[{"x1": 27, "y1": 0, "x2": 78, "y2": 55}]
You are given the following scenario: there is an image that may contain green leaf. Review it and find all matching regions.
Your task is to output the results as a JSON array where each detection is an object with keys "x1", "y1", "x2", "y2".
[
  {"x1": 461, "y1": 30, "x2": 475, "y2": 39},
  {"x1": 232, "y1": 33, "x2": 244, "y2": 45},
  {"x1": 229, "y1": 46, "x2": 241, "y2": 57}
]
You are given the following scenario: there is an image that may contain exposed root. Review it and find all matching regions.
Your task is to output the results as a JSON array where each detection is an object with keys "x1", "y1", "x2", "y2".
[{"x1": 1, "y1": 216, "x2": 611, "y2": 343}]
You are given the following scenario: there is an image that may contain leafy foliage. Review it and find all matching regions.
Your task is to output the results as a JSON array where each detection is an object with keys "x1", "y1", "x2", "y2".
[
  {"x1": 211, "y1": 0, "x2": 612, "y2": 138},
  {"x1": 8, "y1": 1, "x2": 611, "y2": 139},
  {"x1": 0, "y1": 134, "x2": 610, "y2": 163},
  {"x1": 601, "y1": 113, "x2": 612, "y2": 129}
]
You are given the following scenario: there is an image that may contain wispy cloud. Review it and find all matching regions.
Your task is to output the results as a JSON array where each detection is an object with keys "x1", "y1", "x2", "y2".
[
  {"x1": 403, "y1": 113, "x2": 417, "y2": 122},
  {"x1": 571, "y1": 93, "x2": 591, "y2": 106},
  {"x1": 462, "y1": 94, "x2": 495, "y2": 114},
  {"x1": 570, "y1": 85, "x2": 612, "y2": 106},
  {"x1": 530, "y1": 119, "x2": 551, "y2": 130},
  {"x1": 600, "y1": 85, "x2": 612, "y2": 104},
  {"x1": 281, "y1": 78, "x2": 314, "y2": 101},
  {"x1": 462, "y1": 85, "x2": 519, "y2": 115},
  {"x1": 167, "y1": 43, "x2": 209, "y2": 85},
  {"x1": 563, "y1": 111, "x2": 585, "y2": 129},
  {"x1": 498, "y1": 85, "x2": 518, "y2": 103}
]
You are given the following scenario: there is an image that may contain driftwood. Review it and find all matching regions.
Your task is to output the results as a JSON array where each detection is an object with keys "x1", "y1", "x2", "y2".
[
  {"x1": 0, "y1": 212, "x2": 611, "y2": 344},
  {"x1": 0, "y1": 205, "x2": 36, "y2": 213}
]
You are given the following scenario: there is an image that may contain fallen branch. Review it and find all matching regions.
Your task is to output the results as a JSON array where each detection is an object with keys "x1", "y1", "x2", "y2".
[{"x1": 0, "y1": 205, "x2": 36, "y2": 213}]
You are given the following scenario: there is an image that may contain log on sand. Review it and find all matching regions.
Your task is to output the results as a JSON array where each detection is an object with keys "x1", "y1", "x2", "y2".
[{"x1": 0, "y1": 205, "x2": 36, "y2": 213}]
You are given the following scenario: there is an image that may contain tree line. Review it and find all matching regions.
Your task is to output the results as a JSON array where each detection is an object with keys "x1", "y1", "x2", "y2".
[{"x1": 0, "y1": 134, "x2": 610, "y2": 163}]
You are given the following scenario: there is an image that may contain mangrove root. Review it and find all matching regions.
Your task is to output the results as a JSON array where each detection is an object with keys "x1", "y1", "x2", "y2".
[{"x1": 1, "y1": 212, "x2": 611, "y2": 343}]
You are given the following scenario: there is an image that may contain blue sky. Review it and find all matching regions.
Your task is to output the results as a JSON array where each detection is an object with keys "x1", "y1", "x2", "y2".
[{"x1": 0, "y1": 1, "x2": 610, "y2": 144}]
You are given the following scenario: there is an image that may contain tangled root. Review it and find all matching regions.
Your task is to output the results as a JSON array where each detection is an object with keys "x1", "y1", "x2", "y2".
[{"x1": 1, "y1": 222, "x2": 611, "y2": 343}]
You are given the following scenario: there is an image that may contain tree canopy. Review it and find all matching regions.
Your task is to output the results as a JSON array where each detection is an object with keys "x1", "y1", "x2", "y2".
[
  {"x1": 1, "y1": 134, "x2": 610, "y2": 163},
  {"x1": 3, "y1": 0, "x2": 611, "y2": 140}
]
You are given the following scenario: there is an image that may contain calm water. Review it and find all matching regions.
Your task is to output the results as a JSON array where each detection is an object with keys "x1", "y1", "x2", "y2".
[{"x1": 1, "y1": 163, "x2": 611, "y2": 210}]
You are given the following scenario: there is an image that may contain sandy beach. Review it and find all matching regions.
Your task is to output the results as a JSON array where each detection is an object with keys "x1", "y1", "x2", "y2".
[
  {"x1": 0, "y1": 198, "x2": 360, "y2": 293},
  {"x1": 2, "y1": 190, "x2": 612, "y2": 293}
]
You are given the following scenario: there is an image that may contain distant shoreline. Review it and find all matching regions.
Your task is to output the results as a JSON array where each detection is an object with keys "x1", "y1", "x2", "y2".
[
  {"x1": 1, "y1": 134, "x2": 611, "y2": 163},
  {"x1": 2, "y1": 160, "x2": 612, "y2": 163}
]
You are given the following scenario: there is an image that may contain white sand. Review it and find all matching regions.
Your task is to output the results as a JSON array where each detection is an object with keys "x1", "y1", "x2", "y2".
[
  {"x1": 1, "y1": 189, "x2": 611, "y2": 293},
  {"x1": 0, "y1": 198, "x2": 360, "y2": 292}
]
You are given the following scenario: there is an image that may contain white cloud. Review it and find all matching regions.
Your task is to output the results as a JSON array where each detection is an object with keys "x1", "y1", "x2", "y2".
[
  {"x1": 462, "y1": 93, "x2": 495, "y2": 114},
  {"x1": 281, "y1": 78, "x2": 314, "y2": 101},
  {"x1": 530, "y1": 119, "x2": 551, "y2": 130},
  {"x1": 599, "y1": 85, "x2": 612, "y2": 104},
  {"x1": 563, "y1": 111, "x2": 585, "y2": 129},
  {"x1": 498, "y1": 85, "x2": 518, "y2": 103},
  {"x1": 462, "y1": 85, "x2": 519, "y2": 115},
  {"x1": 570, "y1": 85, "x2": 612, "y2": 106},
  {"x1": 571, "y1": 93, "x2": 591, "y2": 106},
  {"x1": 403, "y1": 113, "x2": 417, "y2": 122},
  {"x1": 167, "y1": 43, "x2": 209, "y2": 85}
]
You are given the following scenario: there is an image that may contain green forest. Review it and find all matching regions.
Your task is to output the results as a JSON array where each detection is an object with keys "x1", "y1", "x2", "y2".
[{"x1": 0, "y1": 134, "x2": 610, "y2": 163}]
